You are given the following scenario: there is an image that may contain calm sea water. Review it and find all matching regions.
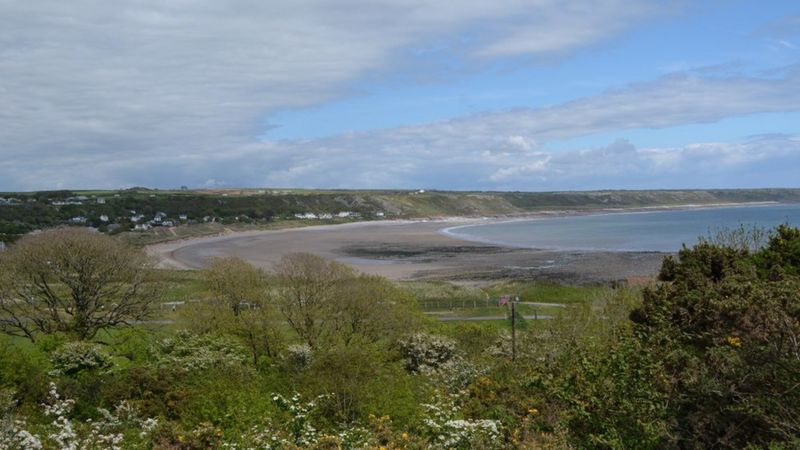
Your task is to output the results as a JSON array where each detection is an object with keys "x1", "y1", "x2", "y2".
[{"x1": 442, "y1": 203, "x2": 800, "y2": 252}]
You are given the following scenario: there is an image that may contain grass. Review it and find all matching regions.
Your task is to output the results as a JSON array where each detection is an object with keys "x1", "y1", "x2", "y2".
[{"x1": 483, "y1": 281, "x2": 608, "y2": 304}]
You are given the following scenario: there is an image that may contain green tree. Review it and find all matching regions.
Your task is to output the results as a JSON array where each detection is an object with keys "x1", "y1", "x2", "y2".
[
  {"x1": 272, "y1": 253, "x2": 419, "y2": 349},
  {"x1": 0, "y1": 228, "x2": 159, "y2": 341},
  {"x1": 193, "y1": 257, "x2": 282, "y2": 364}
]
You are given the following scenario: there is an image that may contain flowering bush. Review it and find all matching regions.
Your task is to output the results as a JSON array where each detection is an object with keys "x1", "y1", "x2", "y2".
[
  {"x1": 0, "y1": 388, "x2": 42, "y2": 450},
  {"x1": 221, "y1": 392, "x2": 370, "y2": 450},
  {"x1": 283, "y1": 343, "x2": 313, "y2": 370},
  {"x1": 2, "y1": 383, "x2": 158, "y2": 450},
  {"x1": 420, "y1": 393, "x2": 504, "y2": 450},
  {"x1": 433, "y1": 357, "x2": 487, "y2": 392},
  {"x1": 397, "y1": 332, "x2": 456, "y2": 373},
  {"x1": 49, "y1": 341, "x2": 112, "y2": 376},
  {"x1": 150, "y1": 330, "x2": 248, "y2": 371}
]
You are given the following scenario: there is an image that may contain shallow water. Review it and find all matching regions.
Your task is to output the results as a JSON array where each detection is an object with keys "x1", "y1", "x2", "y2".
[{"x1": 443, "y1": 204, "x2": 800, "y2": 252}]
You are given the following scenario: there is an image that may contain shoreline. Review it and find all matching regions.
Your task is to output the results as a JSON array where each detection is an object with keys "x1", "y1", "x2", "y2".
[
  {"x1": 145, "y1": 201, "x2": 786, "y2": 282},
  {"x1": 146, "y1": 200, "x2": 781, "y2": 262}
]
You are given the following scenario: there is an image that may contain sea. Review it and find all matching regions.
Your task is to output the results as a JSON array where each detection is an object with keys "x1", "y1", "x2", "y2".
[{"x1": 442, "y1": 203, "x2": 800, "y2": 253}]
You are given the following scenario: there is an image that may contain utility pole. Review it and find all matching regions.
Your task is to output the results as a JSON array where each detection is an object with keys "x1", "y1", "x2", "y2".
[{"x1": 511, "y1": 300, "x2": 516, "y2": 362}]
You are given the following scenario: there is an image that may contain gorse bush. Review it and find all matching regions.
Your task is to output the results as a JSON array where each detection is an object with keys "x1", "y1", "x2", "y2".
[{"x1": 632, "y1": 224, "x2": 800, "y2": 449}]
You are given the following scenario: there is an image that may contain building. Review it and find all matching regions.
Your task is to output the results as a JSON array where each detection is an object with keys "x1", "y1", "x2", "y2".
[{"x1": 99, "y1": 215, "x2": 109, "y2": 222}]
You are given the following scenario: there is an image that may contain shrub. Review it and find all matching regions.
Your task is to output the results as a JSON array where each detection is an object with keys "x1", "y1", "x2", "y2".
[
  {"x1": 49, "y1": 342, "x2": 113, "y2": 376},
  {"x1": 149, "y1": 330, "x2": 248, "y2": 372},
  {"x1": 397, "y1": 332, "x2": 457, "y2": 373}
]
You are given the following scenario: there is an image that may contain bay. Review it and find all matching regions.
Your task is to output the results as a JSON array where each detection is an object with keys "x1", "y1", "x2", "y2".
[{"x1": 442, "y1": 203, "x2": 800, "y2": 252}]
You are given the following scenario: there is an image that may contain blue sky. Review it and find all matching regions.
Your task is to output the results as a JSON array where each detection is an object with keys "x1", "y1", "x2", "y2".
[{"x1": 1, "y1": 0, "x2": 799, "y2": 191}]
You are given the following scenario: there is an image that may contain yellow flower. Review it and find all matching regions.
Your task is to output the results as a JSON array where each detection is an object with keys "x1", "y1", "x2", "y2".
[
  {"x1": 401, "y1": 432, "x2": 409, "y2": 440},
  {"x1": 528, "y1": 408, "x2": 539, "y2": 415},
  {"x1": 726, "y1": 336, "x2": 742, "y2": 348}
]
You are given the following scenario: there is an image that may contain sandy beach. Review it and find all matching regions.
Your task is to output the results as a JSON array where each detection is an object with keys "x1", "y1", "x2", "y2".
[{"x1": 147, "y1": 217, "x2": 667, "y2": 284}]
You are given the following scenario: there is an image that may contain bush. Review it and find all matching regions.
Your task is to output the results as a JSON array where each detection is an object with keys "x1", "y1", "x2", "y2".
[
  {"x1": 397, "y1": 332, "x2": 457, "y2": 373},
  {"x1": 49, "y1": 342, "x2": 113, "y2": 376},
  {"x1": 149, "y1": 331, "x2": 248, "y2": 372}
]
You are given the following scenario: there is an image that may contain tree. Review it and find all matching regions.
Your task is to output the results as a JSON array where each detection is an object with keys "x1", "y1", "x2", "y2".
[
  {"x1": 194, "y1": 257, "x2": 282, "y2": 364},
  {"x1": 203, "y1": 257, "x2": 267, "y2": 316},
  {"x1": 0, "y1": 228, "x2": 158, "y2": 341},
  {"x1": 272, "y1": 253, "x2": 420, "y2": 349},
  {"x1": 272, "y1": 253, "x2": 355, "y2": 349}
]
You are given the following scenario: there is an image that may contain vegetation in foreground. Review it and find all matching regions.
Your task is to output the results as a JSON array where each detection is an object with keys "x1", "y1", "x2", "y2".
[{"x1": 0, "y1": 225, "x2": 799, "y2": 449}]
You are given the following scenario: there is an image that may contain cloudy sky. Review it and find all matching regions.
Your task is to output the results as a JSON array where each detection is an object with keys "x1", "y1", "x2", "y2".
[{"x1": 1, "y1": 0, "x2": 799, "y2": 191}]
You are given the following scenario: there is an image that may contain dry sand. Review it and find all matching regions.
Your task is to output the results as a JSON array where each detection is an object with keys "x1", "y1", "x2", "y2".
[{"x1": 147, "y1": 218, "x2": 666, "y2": 284}]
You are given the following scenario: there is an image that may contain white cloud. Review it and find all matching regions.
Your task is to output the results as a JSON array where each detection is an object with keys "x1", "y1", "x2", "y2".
[
  {"x1": 2, "y1": 2, "x2": 799, "y2": 191},
  {"x1": 3, "y1": 62, "x2": 800, "y2": 190},
  {"x1": 0, "y1": 0, "x2": 671, "y2": 189}
]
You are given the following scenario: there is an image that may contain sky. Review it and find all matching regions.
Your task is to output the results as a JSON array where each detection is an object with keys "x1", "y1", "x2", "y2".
[{"x1": 1, "y1": 0, "x2": 799, "y2": 192}]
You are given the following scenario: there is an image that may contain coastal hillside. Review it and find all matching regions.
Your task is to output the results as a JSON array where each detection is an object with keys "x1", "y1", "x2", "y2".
[{"x1": 2, "y1": 188, "x2": 800, "y2": 243}]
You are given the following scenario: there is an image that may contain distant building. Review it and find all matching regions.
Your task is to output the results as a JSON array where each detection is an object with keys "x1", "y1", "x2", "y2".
[
  {"x1": 96, "y1": 197, "x2": 106, "y2": 204},
  {"x1": 70, "y1": 216, "x2": 87, "y2": 224},
  {"x1": 375, "y1": 211, "x2": 385, "y2": 217},
  {"x1": 294, "y1": 213, "x2": 318, "y2": 219},
  {"x1": 134, "y1": 224, "x2": 152, "y2": 231},
  {"x1": 319, "y1": 213, "x2": 333, "y2": 219},
  {"x1": 337, "y1": 211, "x2": 353, "y2": 218},
  {"x1": 178, "y1": 214, "x2": 188, "y2": 221},
  {"x1": 162, "y1": 220, "x2": 175, "y2": 227},
  {"x1": 99, "y1": 215, "x2": 109, "y2": 222}
]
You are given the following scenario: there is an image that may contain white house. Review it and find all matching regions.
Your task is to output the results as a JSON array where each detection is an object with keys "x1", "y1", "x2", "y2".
[
  {"x1": 70, "y1": 216, "x2": 87, "y2": 224},
  {"x1": 134, "y1": 224, "x2": 152, "y2": 231},
  {"x1": 319, "y1": 213, "x2": 333, "y2": 219},
  {"x1": 99, "y1": 215, "x2": 109, "y2": 222},
  {"x1": 375, "y1": 211, "x2": 385, "y2": 217},
  {"x1": 337, "y1": 211, "x2": 353, "y2": 218}
]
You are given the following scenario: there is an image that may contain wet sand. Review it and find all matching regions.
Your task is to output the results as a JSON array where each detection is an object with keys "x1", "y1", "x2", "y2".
[{"x1": 147, "y1": 219, "x2": 666, "y2": 284}]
